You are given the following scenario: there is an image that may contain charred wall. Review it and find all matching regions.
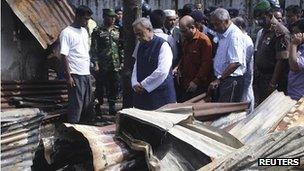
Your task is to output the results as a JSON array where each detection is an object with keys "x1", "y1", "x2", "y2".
[{"x1": 1, "y1": 1, "x2": 47, "y2": 81}]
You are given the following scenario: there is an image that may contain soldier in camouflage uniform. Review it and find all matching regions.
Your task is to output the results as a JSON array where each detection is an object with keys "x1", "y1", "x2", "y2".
[{"x1": 91, "y1": 9, "x2": 123, "y2": 115}]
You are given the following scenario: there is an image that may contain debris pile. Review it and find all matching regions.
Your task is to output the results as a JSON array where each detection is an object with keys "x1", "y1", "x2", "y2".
[
  {"x1": 8, "y1": 91, "x2": 303, "y2": 170},
  {"x1": 1, "y1": 108, "x2": 45, "y2": 170},
  {"x1": 1, "y1": 80, "x2": 68, "y2": 117}
]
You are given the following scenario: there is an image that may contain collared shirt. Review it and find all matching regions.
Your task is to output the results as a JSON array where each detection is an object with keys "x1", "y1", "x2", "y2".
[
  {"x1": 164, "y1": 26, "x2": 181, "y2": 43},
  {"x1": 131, "y1": 36, "x2": 173, "y2": 92},
  {"x1": 179, "y1": 29, "x2": 213, "y2": 88},
  {"x1": 164, "y1": 27, "x2": 174, "y2": 35},
  {"x1": 203, "y1": 25, "x2": 216, "y2": 37},
  {"x1": 255, "y1": 16, "x2": 290, "y2": 74},
  {"x1": 288, "y1": 44, "x2": 304, "y2": 100},
  {"x1": 153, "y1": 29, "x2": 178, "y2": 63},
  {"x1": 213, "y1": 23, "x2": 246, "y2": 78}
]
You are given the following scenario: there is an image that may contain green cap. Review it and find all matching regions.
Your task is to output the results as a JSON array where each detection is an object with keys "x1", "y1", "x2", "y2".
[
  {"x1": 103, "y1": 9, "x2": 116, "y2": 17},
  {"x1": 254, "y1": 0, "x2": 271, "y2": 12}
]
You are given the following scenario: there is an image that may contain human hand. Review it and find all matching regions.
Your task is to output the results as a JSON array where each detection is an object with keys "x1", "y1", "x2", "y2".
[
  {"x1": 267, "y1": 82, "x2": 277, "y2": 95},
  {"x1": 186, "y1": 81, "x2": 198, "y2": 92},
  {"x1": 67, "y1": 76, "x2": 75, "y2": 88},
  {"x1": 172, "y1": 66, "x2": 179, "y2": 76},
  {"x1": 291, "y1": 33, "x2": 304, "y2": 45},
  {"x1": 133, "y1": 84, "x2": 145, "y2": 94},
  {"x1": 209, "y1": 79, "x2": 221, "y2": 90}
]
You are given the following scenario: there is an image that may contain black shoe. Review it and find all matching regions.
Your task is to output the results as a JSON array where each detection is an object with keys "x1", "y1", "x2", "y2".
[
  {"x1": 95, "y1": 103, "x2": 102, "y2": 115},
  {"x1": 109, "y1": 104, "x2": 116, "y2": 115}
]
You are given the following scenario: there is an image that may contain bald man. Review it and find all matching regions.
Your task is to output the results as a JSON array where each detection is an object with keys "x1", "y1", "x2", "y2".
[{"x1": 175, "y1": 15, "x2": 213, "y2": 102}]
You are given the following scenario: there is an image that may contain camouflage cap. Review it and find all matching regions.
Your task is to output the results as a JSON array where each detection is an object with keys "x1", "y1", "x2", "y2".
[{"x1": 103, "y1": 8, "x2": 116, "y2": 17}]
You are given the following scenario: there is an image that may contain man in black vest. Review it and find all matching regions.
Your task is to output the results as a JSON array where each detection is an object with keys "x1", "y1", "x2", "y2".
[{"x1": 131, "y1": 17, "x2": 176, "y2": 110}]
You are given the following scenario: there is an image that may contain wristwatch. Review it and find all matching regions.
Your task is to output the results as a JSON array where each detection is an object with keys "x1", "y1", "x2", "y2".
[
  {"x1": 218, "y1": 76, "x2": 223, "y2": 82},
  {"x1": 269, "y1": 82, "x2": 278, "y2": 88}
]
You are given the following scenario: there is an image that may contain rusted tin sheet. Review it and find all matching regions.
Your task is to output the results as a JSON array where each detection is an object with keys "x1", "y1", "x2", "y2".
[
  {"x1": 193, "y1": 102, "x2": 249, "y2": 121},
  {"x1": 1, "y1": 80, "x2": 68, "y2": 114},
  {"x1": 199, "y1": 126, "x2": 304, "y2": 171},
  {"x1": 229, "y1": 91, "x2": 297, "y2": 144},
  {"x1": 1, "y1": 111, "x2": 44, "y2": 171},
  {"x1": 5, "y1": 0, "x2": 74, "y2": 49},
  {"x1": 274, "y1": 97, "x2": 304, "y2": 132},
  {"x1": 158, "y1": 101, "x2": 249, "y2": 121},
  {"x1": 118, "y1": 108, "x2": 243, "y2": 170},
  {"x1": 63, "y1": 123, "x2": 142, "y2": 171}
]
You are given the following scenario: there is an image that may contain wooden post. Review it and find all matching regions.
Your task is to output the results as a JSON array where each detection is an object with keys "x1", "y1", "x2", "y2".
[{"x1": 122, "y1": 0, "x2": 141, "y2": 108}]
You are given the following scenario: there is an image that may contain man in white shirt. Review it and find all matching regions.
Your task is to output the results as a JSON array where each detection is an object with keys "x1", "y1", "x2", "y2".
[
  {"x1": 60, "y1": 5, "x2": 93, "y2": 123},
  {"x1": 232, "y1": 17, "x2": 255, "y2": 112},
  {"x1": 209, "y1": 8, "x2": 247, "y2": 102},
  {"x1": 131, "y1": 17, "x2": 176, "y2": 110}
]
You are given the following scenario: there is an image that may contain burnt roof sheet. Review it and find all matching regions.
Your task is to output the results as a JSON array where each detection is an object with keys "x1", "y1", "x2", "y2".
[{"x1": 6, "y1": 0, "x2": 74, "y2": 49}]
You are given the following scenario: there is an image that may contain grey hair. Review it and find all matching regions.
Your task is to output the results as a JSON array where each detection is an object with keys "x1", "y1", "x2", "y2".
[
  {"x1": 132, "y1": 17, "x2": 153, "y2": 30},
  {"x1": 211, "y1": 8, "x2": 230, "y2": 21}
]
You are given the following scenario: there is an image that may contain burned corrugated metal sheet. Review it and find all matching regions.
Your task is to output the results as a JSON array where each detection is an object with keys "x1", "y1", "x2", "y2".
[
  {"x1": 117, "y1": 108, "x2": 243, "y2": 170},
  {"x1": 274, "y1": 97, "x2": 304, "y2": 132},
  {"x1": 199, "y1": 126, "x2": 304, "y2": 171},
  {"x1": 229, "y1": 91, "x2": 297, "y2": 144},
  {"x1": 63, "y1": 123, "x2": 143, "y2": 170},
  {"x1": 1, "y1": 80, "x2": 68, "y2": 120},
  {"x1": 42, "y1": 123, "x2": 146, "y2": 170},
  {"x1": 1, "y1": 109, "x2": 45, "y2": 171},
  {"x1": 5, "y1": 0, "x2": 74, "y2": 49},
  {"x1": 158, "y1": 94, "x2": 249, "y2": 121}
]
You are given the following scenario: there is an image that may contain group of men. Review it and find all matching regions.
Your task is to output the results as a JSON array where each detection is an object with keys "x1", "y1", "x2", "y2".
[
  {"x1": 59, "y1": 0, "x2": 304, "y2": 123},
  {"x1": 131, "y1": 0, "x2": 304, "y2": 111},
  {"x1": 59, "y1": 6, "x2": 124, "y2": 123}
]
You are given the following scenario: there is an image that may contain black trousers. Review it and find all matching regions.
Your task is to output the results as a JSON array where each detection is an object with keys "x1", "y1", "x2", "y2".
[
  {"x1": 216, "y1": 76, "x2": 245, "y2": 103},
  {"x1": 254, "y1": 73, "x2": 288, "y2": 105},
  {"x1": 95, "y1": 70, "x2": 120, "y2": 105},
  {"x1": 67, "y1": 74, "x2": 92, "y2": 123}
]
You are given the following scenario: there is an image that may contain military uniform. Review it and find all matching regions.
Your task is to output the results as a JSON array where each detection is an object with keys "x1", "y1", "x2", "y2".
[
  {"x1": 91, "y1": 22, "x2": 123, "y2": 114},
  {"x1": 255, "y1": 16, "x2": 290, "y2": 104}
]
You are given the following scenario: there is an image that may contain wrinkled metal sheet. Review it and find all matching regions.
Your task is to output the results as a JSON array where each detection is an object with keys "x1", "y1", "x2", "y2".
[
  {"x1": 61, "y1": 123, "x2": 143, "y2": 171},
  {"x1": 193, "y1": 102, "x2": 249, "y2": 121},
  {"x1": 158, "y1": 101, "x2": 249, "y2": 121},
  {"x1": 5, "y1": 0, "x2": 74, "y2": 49},
  {"x1": 118, "y1": 108, "x2": 244, "y2": 170},
  {"x1": 199, "y1": 126, "x2": 304, "y2": 171},
  {"x1": 229, "y1": 91, "x2": 297, "y2": 144},
  {"x1": 208, "y1": 111, "x2": 247, "y2": 131},
  {"x1": 1, "y1": 111, "x2": 44, "y2": 171},
  {"x1": 274, "y1": 97, "x2": 304, "y2": 132},
  {"x1": 1, "y1": 108, "x2": 40, "y2": 121}
]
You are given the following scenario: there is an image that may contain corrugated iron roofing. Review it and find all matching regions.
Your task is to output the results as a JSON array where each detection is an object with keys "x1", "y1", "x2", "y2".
[
  {"x1": 60, "y1": 124, "x2": 144, "y2": 171},
  {"x1": 5, "y1": 0, "x2": 74, "y2": 49},
  {"x1": 1, "y1": 109, "x2": 44, "y2": 171},
  {"x1": 199, "y1": 126, "x2": 304, "y2": 171},
  {"x1": 274, "y1": 97, "x2": 304, "y2": 132},
  {"x1": 228, "y1": 91, "x2": 297, "y2": 144}
]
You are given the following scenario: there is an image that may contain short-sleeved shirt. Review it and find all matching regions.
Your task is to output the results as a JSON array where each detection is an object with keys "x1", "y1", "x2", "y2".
[
  {"x1": 255, "y1": 17, "x2": 290, "y2": 74},
  {"x1": 288, "y1": 44, "x2": 304, "y2": 100},
  {"x1": 179, "y1": 29, "x2": 213, "y2": 88},
  {"x1": 213, "y1": 23, "x2": 247, "y2": 78},
  {"x1": 60, "y1": 26, "x2": 90, "y2": 75}
]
